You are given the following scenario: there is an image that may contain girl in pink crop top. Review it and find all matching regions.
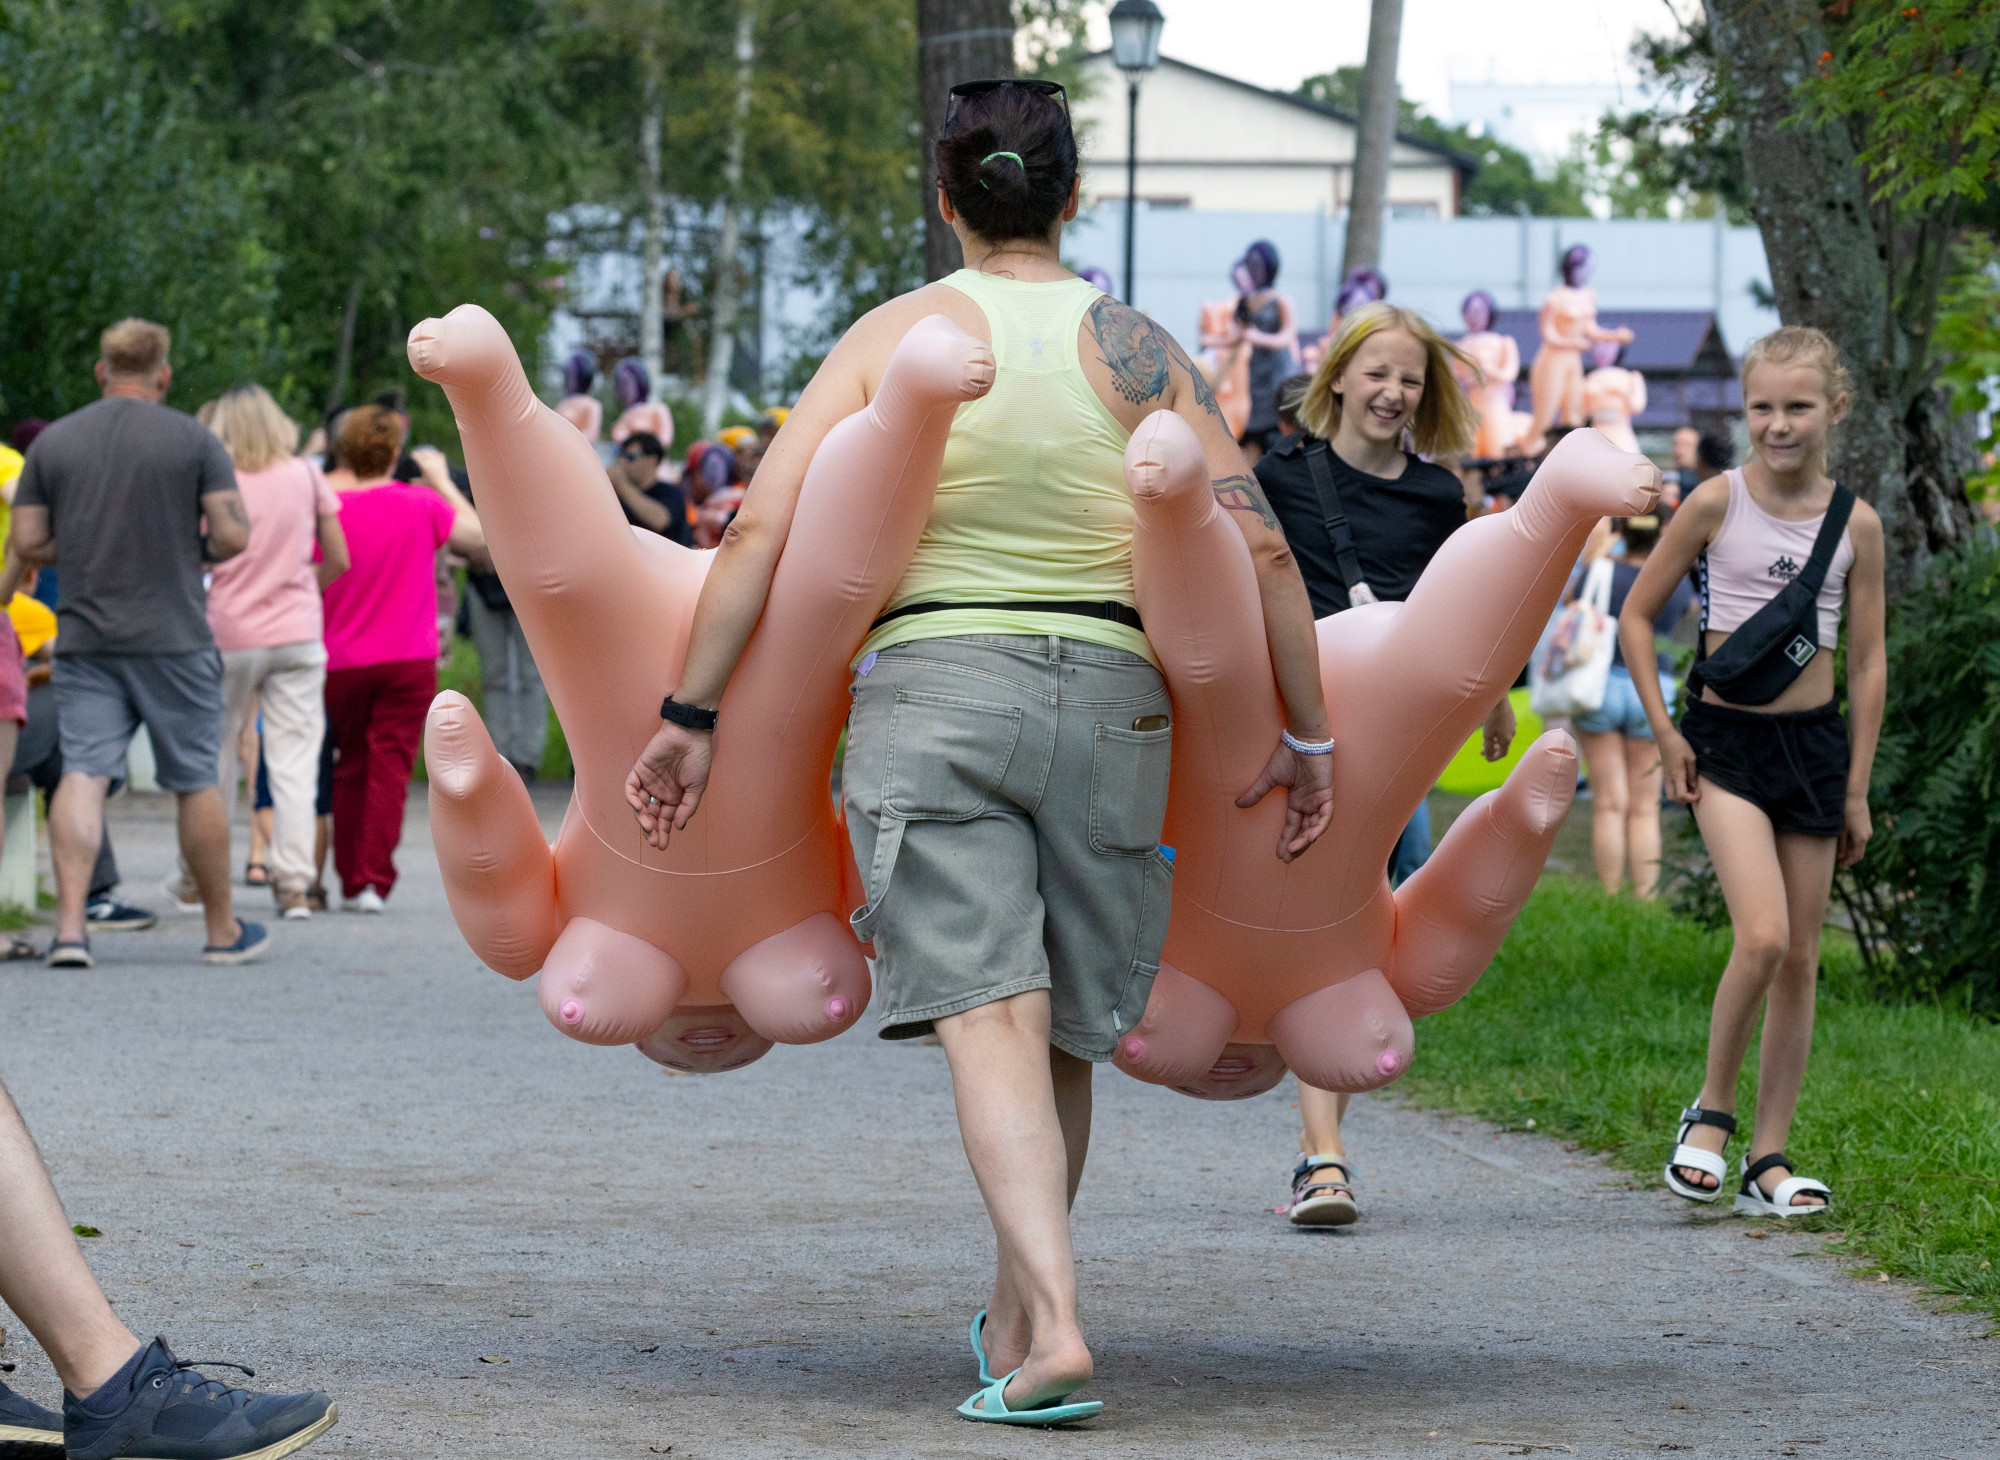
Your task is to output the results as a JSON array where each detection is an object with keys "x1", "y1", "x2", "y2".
[{"x1": 1696, "y1": 467, "x2": 1855, "y2": 649}]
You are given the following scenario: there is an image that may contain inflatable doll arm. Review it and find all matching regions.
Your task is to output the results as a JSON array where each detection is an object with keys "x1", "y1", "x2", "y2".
[
  {"x1": 1625, "y1": 371, "x2": 1648, "y2": 415},
  {"x1": 1384, "y1": 730, "x2": 1576, "y2": 1016}
]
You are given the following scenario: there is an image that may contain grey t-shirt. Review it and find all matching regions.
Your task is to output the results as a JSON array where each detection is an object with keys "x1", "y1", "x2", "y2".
[{"x1": 14, "y1": 396, "x2": 235, "y2": 655}]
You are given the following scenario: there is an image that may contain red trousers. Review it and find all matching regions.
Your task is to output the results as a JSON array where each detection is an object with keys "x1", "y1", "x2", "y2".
[{"x1": 324, "y1": 658, "x2": 435, "y2": 899}]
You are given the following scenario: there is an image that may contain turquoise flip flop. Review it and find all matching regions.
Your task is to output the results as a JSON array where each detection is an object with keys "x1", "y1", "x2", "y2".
[
  {"x1": 969, "y1": 1309, "x2": 994, "y2": 1385},
  {"x1": 956, "y1": 1369, "x2": 1103, "y2": 1426}
]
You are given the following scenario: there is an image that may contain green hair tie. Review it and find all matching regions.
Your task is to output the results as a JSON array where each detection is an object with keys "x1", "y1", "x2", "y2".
[{"x1": 978, "y1": 151, "x2": 1024, "y2": 189}]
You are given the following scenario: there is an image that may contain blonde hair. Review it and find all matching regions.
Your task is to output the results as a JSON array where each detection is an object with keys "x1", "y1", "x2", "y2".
[
  {"x1": 1739, "y1": 325, "x2": 1852, "y2": 402},
  {"x1": 1299, "y1": 302, "x2": 1478, "y2": 458},
  {"x1": 99, "y1": 317, "x2": 171, "y2": 378},
  {"x1": 197, "y1": 384, "x2": 300, "y2": 473}
]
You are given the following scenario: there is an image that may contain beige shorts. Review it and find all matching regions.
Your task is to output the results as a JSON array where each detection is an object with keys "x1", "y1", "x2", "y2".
[{"x1": 843, "y1": 634, "x2": 1174, "y2": 1062}]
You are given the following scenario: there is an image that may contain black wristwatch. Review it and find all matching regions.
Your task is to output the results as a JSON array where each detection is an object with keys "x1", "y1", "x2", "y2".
[{"x1": 660, "y1": 695, "x2": 719, "y2": 732}]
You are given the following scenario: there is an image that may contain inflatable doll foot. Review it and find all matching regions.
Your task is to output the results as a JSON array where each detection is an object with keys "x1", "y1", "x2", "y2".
[
  {"x1": 718, "y1": 912, "x2": 870, "y2": 1045},
  {"x1": 1267, "y1": 970, "x2": 1416, "y2": 1093},
  {"x1": 407, "y1": 304, "x2": 522, "y2": 392},
  {"x1": 636, "y1": 1007, "x2": 776, "y2": 1074},
  {"x1": 1111, "y1": 963, "x2": 1237, "y2": 1088},
  {"x1": 538, "y1": 918, "x2": 689, "y2": 1046}
]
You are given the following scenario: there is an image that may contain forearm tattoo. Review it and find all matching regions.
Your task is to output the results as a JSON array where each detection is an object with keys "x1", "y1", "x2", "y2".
[
  {"x1": 1086, "y1": 298, "x2": 1173, "y2": 404},
  {"x1": 1181, "y1": 348, "x2": 1226, "y2": 424},
  {"x1": 1213, "y1": 473, "x2": 1279, "y2": 532}
]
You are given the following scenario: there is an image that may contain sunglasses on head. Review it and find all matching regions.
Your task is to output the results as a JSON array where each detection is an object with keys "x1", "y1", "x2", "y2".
[{"x1": 944, "y1": 78, "x2": 1068, "y2": 130}]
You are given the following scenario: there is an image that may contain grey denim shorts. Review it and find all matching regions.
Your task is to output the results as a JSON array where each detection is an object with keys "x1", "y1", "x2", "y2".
[{"x1": 843, "y1": 635, "x2": 1174, "y2": 1062}]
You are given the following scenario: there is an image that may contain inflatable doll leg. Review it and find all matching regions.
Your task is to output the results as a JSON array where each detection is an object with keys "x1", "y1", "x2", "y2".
[
  {"x1": 1266, "y1": 969, "x2": 1416, "y2": 1094},
  {"x1": 1386, "y1": 731, "x2": 1576, "y2": 1017},
  {"x1": 717, "y1": 911, "x2": 871, "y2": 1045},
  {"x1": 425, "y1": 691, "x2": 560, "y2": 979}
]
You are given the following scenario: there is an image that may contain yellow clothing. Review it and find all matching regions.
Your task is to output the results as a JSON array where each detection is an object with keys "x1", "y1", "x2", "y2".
[
  {"x1": 9, "y1": 593, "x2": 56, "y2": 657},
  {"x1": 856, "y1": 269, "x2": 1151, "y2": 665},
  {"x1": 0, "y1": 442, "x2": 21, "y2": 547}
]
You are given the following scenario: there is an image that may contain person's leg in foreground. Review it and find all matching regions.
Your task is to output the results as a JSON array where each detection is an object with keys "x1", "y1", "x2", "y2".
[
  {"x1": 1668, "y1": 785, "x2": 1833, "y2": 1209},
  {"x1": 0, "y1": 1077, "x2": 336, "y2": 1456},
  {"x1": 1288, "y1": 1083, "x2": 1359, "y2": 1226}
]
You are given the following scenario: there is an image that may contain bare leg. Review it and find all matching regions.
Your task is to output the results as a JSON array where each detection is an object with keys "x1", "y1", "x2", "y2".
[
  {"x1": 0, "y1": 1078, "x2": 140, "y2": 1395},
  {"x1": 177, "y1": 787, "x2": 239, "y2": 947},
  {"x1": 1743, "y1": 833, "x2": 1836, "y2": 1205},
  {"x1": 985, "y1": 1047, "x2": 1093, "y2": 1378},
  {"x1": 50, "y1": 773, "x2": 110, "y2": 944},
  {"x1": 1298, "y1": 1081, "x2": 1349, "y2": 1160},
  {"x1": 1674, "y1": 785, "x2": 1788, "y2": 1192},
  {"x1": 1623, "y1": 736, "x2": 1665, "y2": 898},
  {"x1": 936, "y1": 992, "x2": 1092, "y2": 1410},
  {"x1": 1576, "y1": 728, "x2": 1630, "y2": 893}
]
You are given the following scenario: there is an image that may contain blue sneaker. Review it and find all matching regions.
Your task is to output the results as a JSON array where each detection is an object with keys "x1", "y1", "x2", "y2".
[
  {"x1": 64, "y1": 1338, "x2": 336, "y2": 1460},
  {"x1": 0, "y1": 1372, "x2": 62, "y2": 1448},
  {"x1": 201, "y1": 919, "x2": 270, "y2": 967}
]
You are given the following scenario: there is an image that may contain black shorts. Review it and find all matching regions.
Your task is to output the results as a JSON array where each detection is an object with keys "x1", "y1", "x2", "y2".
[{"x1": 1679, "y1": 698, "x2": 1849, "y2": 838}]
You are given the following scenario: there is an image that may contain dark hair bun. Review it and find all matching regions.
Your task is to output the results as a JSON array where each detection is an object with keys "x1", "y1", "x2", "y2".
[{"x1": 937, "y1": 86, "x2": 1078, "y2": 243}]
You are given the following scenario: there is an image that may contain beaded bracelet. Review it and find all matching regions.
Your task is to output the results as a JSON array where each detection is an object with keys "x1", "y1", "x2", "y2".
[{"x1": 1282, "y1": 729, "x2": 1336, "y2": 756}]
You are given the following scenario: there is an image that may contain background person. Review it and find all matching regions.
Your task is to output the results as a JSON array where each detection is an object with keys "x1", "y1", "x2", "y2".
[
  {"x1": 1253, "y1": 300, "x2": 1515, "y2": 1227},
  {"x1": 1629, "y1": 327, "x2": 1885, "y2": 1217},
  {"x1": 1227, "y1": 239, "x2": 1299, "y2": 464},
  {"x1": 610, "y1": 431, "x2": 688, "y2": 542},
  {"x1": 161, "y1": 385, "x2": 349, "y2": 921},
  {"x1": 624, "y1": 78, "x2": 1333, "y2": 1424},
  {"x1": 320, "y1": 406, "x2": 482, "y2": 912},
  {"x1": 7, "y1": 318, "x2": 266, "y2": 967}
]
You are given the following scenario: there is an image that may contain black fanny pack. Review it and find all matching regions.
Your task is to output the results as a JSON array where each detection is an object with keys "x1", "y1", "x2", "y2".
[{"x1": 1690, "y1": 483, "x2": 1854, "y2": 706}]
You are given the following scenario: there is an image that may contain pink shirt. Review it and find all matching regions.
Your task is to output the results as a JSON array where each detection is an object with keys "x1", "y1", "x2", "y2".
[
  {"x1": 322, "y1": 482, "x2": 456, "y2": 672},
  {"x1": 205, "y1": 458, "x2": 342, "y2": 652}
]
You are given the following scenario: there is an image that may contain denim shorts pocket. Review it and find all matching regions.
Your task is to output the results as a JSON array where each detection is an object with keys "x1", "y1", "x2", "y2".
[
  {"x1": 1088, "y1": 723, "x2": 1173, "y2": 856},
  {"x1": 883, "y1": 690, "x2": 1023, "y2": 822}
]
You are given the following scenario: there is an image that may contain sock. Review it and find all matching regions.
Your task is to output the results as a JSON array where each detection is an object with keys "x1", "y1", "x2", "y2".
[{"x1": 74, "y1": 1342, "x2": 148, "y2": 1415}]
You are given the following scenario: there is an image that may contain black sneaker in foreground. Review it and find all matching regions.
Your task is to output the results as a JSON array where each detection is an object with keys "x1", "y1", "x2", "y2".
[
  {"x1": 87, "y1": 898, "x2": 160, "y2": 932},
  {"x1": 64, "y1": 1338, "x2": 335, "y2": 1460},
  {"x1": 0, "y1": 1373, "x2": 63, "y2": 1448},
  {"x1": 201, "y1": 919, "x2": 270, "y2": 966}
]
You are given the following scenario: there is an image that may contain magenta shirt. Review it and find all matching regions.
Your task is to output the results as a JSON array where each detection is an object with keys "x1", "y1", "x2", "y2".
[
  {"x1": 206, "y1": 457, "x2": 342, "y2": 652},
  {"x1": 321, "y1": 483, "x2": 456, "y2": 672}
]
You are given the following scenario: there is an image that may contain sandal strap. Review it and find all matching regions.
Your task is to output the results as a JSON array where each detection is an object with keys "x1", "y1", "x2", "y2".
[
  {"x1": 1741, "y1": 1151, "x2": 1792, "y2": 1187},
  {"x1": 1679, "y1": 1104, "x2": 1737, "y2": 1135},
  {"x1": 1292, "y1": 1153, "x2": 1351, "y2": 1184},
  {"x1": 1295, "y1": 1179, "x2": 1353, "y2": 1203}
]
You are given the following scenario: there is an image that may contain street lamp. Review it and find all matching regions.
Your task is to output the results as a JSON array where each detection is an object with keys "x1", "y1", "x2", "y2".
[{"x1": 1109, "y1": 0, "x2": 1164, "y2": 306}]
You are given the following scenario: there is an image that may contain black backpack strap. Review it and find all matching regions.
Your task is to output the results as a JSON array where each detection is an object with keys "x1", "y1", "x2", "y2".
[{"x1": 1301, "y1": 439, "x2": 1366, "y2": 594}]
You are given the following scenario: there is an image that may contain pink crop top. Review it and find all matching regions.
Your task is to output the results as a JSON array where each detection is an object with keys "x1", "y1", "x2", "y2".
[{"x1": 1698, "y1": 468, "x2": 1853, "y2": 648}]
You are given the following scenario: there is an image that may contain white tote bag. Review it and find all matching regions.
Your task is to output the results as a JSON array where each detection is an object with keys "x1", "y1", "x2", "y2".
[{"x1": 1529, "y1": 556, "x2": 1616, "y2": 718}]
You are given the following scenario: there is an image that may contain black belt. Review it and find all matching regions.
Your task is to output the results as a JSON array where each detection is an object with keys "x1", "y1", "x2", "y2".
[{"x1": 870, "y1": 599, "x2": 1145, "y2": 633}]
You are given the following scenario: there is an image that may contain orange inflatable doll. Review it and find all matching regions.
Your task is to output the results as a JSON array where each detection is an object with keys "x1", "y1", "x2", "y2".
[
  {"x1": 1452, "y1": 290, "x2": 1532, "y2": 459},
  {"x1": 1527, "y1": 244, "x2": 1632, "y2": 446},
  {"x1": 408, "y1": 304, "x2": 993, "y2": 1069},
  {"x1": 1582, "y1": 339, "x2": 1647, "y2": 456}
]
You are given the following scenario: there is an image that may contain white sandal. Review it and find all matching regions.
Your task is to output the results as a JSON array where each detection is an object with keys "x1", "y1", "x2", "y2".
[
  {"x1": 1663, "y1": 1101, "x2": 1736, "y2": 1204},
  {"x1": 1734, "y1": 1151, "x2": 1832, "y2": 1218}
]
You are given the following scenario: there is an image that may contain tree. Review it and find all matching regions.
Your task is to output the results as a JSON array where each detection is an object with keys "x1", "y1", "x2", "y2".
[
  {"x1": 917, "y1": 1, "x2": 1015, "y2": 283},
  {"x1": 1594, "y1": 23, "x2": 1752, "y2": 224},
  {"x1": 1341, "y1": 0, "x2": 1404, "y2": 275},
  {"x1": 1705, "y1": 0, "x2": 1994, "y2": 596}
]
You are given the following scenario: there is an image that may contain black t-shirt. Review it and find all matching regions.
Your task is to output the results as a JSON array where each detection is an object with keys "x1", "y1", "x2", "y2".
[
  {"x1": 14, "y1": 396, "x2": 235, "y2": 654},
  {"x1": 1255, "y1": 435, "x2": 1468, "y2": 616},
  {"x1": 626, "y1": 480, "x2": 691, "y2": 546},
  {"x1": 1608, "y1": 559, "x2": 1695, "y2": 673}
]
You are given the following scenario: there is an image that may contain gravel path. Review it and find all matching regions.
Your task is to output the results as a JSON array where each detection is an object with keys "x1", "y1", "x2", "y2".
[{"x1": 2, "y1": 788, "x2": 1992, "y2": 1458}]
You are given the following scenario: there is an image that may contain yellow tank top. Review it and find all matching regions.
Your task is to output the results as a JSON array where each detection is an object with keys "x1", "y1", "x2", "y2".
[{"x1": 855, "y1": 269, "x2": 1152, "y2": 665}]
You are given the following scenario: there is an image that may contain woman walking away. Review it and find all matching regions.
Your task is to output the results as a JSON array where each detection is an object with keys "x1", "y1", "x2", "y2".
[
  {"x1": 1253, "y1": 300, "x2": 1515, "y2": 1227},
  {"x1": 624, "y1": 78, "x2": 1333, "y2": 1424},
  {"x1": 321, "y1": 406, "x2": 482, "y2": 911},
  {"x1": 167, "y1": 386, "x2": 349, "y2": 920},
  {"x1": 1569, "y1": 513, "x2": 1692, "y2": 898},
  {"x1": 1623, "y1": 327, "x2": 1885, "y2": 1218}
]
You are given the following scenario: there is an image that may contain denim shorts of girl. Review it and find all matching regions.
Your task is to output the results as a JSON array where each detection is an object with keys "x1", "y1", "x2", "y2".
[
  {"x1": 842, "y1": 634, "x2": 1174, "y2": 1062},
  {"x1": 1572, "y1": 663, "x2": 1678, "y2": 740}
]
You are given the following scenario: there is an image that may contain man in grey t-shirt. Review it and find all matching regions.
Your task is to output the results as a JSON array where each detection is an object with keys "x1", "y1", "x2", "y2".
[{"x1": 9, "y1": 318, "x2": 268, "y2": 967}]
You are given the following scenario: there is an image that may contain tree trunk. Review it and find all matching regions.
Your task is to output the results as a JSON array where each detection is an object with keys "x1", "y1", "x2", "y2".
[
  {"x1": 1341, "y1": 0, "x2": 1403, "y2": 277},
  {"x1": 918, "y1": 0, "x2": 1014, "y2": 283},
  {"x1": 1708, "y1": 0, "x2": 1976, "y2": 597},
  {"x1": 701, "y1": 0, "x2": 757, "y2": 436},
  {"x1": 639, "y1": 58, "x2": 665, "y2": 395},
  {"x1": 326, "y1": 273, "x2": 363, "y2": 413}
]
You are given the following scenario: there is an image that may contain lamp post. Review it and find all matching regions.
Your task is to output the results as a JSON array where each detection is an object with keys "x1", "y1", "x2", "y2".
[{"x1": 1108, "y1": 0, "x2": 1164, "y2": 306}]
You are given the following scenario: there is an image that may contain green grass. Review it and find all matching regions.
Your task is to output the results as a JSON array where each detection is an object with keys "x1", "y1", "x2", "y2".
[
  {"x1": 413, "y1": 634, "x2": 572, "y2": 783},
  {"x1": 1399, "y1": 878, "x2": 2000, "y2": 1326}
]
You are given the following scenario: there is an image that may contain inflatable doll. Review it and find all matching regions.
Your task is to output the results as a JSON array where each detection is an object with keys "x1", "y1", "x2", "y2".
[
  {"x1": 1527, "y1": 244, "x2": 1632, "y2": 445},
  {"x1": 1452, "y1": 290, "x2": 1532, "y2": 459},
  {"x1": 409, "y1": 304, "x2": 994, "y2": 1068},
  {"x1": 555, "y1": 350, "x2": 603, "y2": 443},
  {"x1": 1228, "y1": 241, "x2": 1300, "y2": 456},
  {"x1": 608, "y1": 357, "x2": 677, "y2": 452},
  {"x1": 1305, "y1": 266, "x2": 1388, "y2": 373},
  {"x1": 1582, "y1": 339, "x2": 1646, "y2": 456},
  {"x1": 1197, "y1": 300, "x2": 1252, "y2": 440},
  {"x1": 1113, "y1": 419, "x2": 1659, "y2": 1099}
]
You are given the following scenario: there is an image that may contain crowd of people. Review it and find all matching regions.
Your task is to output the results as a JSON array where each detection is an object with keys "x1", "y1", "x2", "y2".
[{"x1": 0, "y1": 76, "x2": 1887, "y2": 1445}]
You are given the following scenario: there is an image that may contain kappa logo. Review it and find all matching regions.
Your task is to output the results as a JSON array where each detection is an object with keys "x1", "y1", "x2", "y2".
[
  {"x1": 1785, "y1": 635, "x2": 1817, "y2": 667},
  {"x1": 1767, "y1": 555, "x2": 1802, "y2": 581}
]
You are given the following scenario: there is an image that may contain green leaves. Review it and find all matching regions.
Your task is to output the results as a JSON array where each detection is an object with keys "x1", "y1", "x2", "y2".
[{"x1": 72, "y1": 1224, "x2": 102, "y2": 1237}]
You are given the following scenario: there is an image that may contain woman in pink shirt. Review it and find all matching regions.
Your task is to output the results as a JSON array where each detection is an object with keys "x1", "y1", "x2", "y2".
[
  {"x1": 322, "y1": 405, "x2": 482, "y2": 910},
  {"x1": 185, "y1": 385, "x2": 350, "y2": 919}
]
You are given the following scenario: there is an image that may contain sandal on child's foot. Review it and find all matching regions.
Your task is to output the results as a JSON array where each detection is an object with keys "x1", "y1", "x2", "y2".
[
  {"x1": 1664, "y1": 1101, "x2": 1735, "y2": 1203},
  {"x1": 1288, "y1": 1153, "x2": 1358, "y2": 1227},
  {"x1": 1733, "y1": 1152, "x2": 1830, "y2": 1218}
]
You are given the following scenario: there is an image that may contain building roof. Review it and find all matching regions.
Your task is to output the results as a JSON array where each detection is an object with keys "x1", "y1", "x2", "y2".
[{"x1": 1083, "y1": 53, "x2": 1481, "y2": 180}]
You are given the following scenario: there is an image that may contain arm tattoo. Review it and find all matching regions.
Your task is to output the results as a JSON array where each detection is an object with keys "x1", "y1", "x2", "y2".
[
  {"x1": 1178, "y1": 343, "x2": 1227, "y2": 424},
  {"x1": 210, "y1": 493, "x2": 249, "y2": 528},
  {"x1": 1213, "y1": 473, "x2": 1279, "y2": 532},
  {"x1": 1086, "y1": 297, "x2": 1172, "y2": 404}
]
